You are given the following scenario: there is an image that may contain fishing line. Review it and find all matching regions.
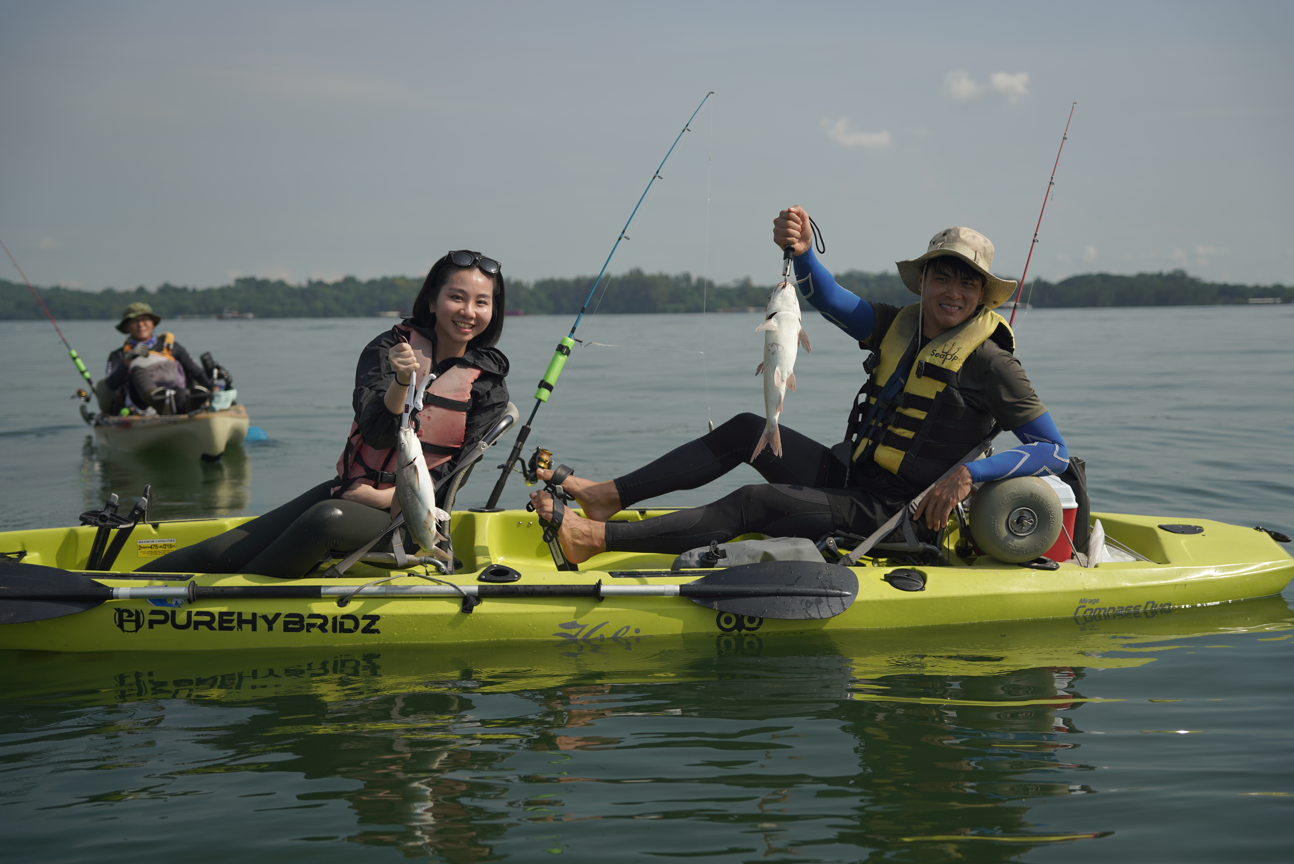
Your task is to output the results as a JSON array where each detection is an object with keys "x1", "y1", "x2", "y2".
[
  {"x1": 701, "y1": 96, "x2": 715, "y2": 432},
  {"x1": 1008, "y1": 102, "x2": 1076, "y2": 327},
  {"x1": 485, "y1": 91, "x2": 715, "y2": 508},
  {"x1": 0, "y1": 235, "x2": 95, "y2": 392}
]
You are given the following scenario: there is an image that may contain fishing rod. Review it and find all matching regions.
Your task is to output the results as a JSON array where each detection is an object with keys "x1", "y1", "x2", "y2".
[
  {"x1": 484, "y1": 90, "x2": 714, "y2": 508},
  {"x1": 0, "y1": 236, "x2": 95, "y2": 395},
  {"x1": 1008, "y1": 102, "x2": 1077, "y2": 326}
]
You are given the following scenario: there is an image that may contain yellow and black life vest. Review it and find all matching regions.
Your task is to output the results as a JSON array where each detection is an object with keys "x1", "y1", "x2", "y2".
[
  {"x1": 121, "y1": 331, "x2": 175, "y2": 359},
  {"x1": 847, "y1": 304, "x2": 1014, "y2": 489}
]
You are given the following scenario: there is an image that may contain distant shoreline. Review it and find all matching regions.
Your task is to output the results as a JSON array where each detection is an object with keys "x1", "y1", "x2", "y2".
[{"x1": 3, "y1": 269, "x2": 1288, "y2": 321}]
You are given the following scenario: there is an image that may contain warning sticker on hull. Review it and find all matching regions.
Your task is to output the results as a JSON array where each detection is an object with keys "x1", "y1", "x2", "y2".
[{"x1": 137, "y1": 539, "x2": 177, "y2": 558}]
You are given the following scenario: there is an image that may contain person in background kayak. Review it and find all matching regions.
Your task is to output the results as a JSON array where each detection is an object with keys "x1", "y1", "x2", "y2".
[
  {"x1": 98, "y1": 302, "x2": 215, "y2": 415},
  {"x1": 138, "y1": 251, "x2": 510, "y2": 577},
  {"x1": 531, "y1": 207, "x2": 1069, "y2": 563}
]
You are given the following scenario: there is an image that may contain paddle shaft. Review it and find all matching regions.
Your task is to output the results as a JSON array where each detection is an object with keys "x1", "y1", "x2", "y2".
[{"x1": 3, "y1": 582, "x2": 850, "y2": 602}]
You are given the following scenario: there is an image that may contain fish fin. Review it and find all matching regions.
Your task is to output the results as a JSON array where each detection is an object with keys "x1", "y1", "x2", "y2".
[
  {"x1": 771, "y1": 423, "x2": 782, "y2": 458},
  {"x1": 787, "y1": 371, "x2": 797, "y2": 392},
  {"x1": 750, "y1": 426, "x2": 773, "y2": 463},
  {"x1": 755, "y1": 362, "x2": 764, "y2": 375},
  {"x1": 798, "y1": 327, "x2": 812, "y2": 353},
  {"x1": 435, "y1": 507, "x2": 450, "y2": 523},
  {"x1": 773, "y1": 367, "x2": 783, "y2": 387},
  {"x1": 755, "y1": 319, "x2": 778, "y2": 332},
  {"x1": 777, "y1": 393, "x2": 783, "y2": 413}
]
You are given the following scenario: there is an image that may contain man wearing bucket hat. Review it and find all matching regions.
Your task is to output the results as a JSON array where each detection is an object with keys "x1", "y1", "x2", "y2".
[
  {"x1": 98, "y1": 302, "x2": 214, "y2": 415},
  {"x1": 525, "y1": 206, "x2": 1070, "y2": 566}
]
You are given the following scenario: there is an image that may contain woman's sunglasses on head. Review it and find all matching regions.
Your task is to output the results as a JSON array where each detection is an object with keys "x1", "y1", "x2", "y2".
[{"x1": 449, "y1": 250, "x2": 502, "y2": 275}]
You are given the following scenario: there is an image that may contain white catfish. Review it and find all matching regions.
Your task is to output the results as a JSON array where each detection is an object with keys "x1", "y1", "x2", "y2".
[
  {"x1": 396, "y1": 373, "x2": 451, "y2": 554},
  {"x1": 752, "y1": 278, "x2": 811, "y2": 460}
]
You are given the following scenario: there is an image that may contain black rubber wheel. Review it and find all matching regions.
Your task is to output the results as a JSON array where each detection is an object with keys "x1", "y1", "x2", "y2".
[{"x1": 969, "y1": 477, "x2": 1062, "y2": 564}]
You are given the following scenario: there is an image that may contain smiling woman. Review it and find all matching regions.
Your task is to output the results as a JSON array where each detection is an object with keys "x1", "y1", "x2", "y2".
[{"x1": 135, "y1": 250, "x2": 511, "y2": 579}]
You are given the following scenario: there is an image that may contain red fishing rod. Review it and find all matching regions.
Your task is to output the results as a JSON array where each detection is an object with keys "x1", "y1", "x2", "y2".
[
  {"x1": 1008, "y1": 102, "x2": 1077, "y2": 326},
  {"x1": 0, "y1": 236, "x2": 96, "y2": 395}
]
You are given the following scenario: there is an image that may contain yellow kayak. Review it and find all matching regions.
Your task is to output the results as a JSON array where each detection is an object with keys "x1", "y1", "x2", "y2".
[{"x1": 0, "y1": 508, "x2": 1289, "y2": 653}]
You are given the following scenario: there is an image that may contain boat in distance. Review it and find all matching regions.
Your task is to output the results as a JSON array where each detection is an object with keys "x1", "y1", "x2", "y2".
[
  {"x1": 90, "y1": 402, "x2": 249, "y2": 460},
  {"x1": 0, "y1": 506, "x2": 1289, "y2": 653}
]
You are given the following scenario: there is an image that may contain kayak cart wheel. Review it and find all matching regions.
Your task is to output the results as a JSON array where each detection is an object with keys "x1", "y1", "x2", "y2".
[{"x1": 969, "y1": 477, "x2": 1062, "y2": 564}]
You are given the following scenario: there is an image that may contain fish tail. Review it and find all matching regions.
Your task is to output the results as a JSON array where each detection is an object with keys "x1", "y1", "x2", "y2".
[{"x1": 751, "y1": 419, "x2": 783, "y2": 462}]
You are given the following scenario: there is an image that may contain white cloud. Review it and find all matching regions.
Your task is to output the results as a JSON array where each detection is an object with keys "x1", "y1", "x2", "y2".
[
  {"x1": 821, "y1": 118, "x2": 891, "y2": 149},
  {"x1": 38, "y1": 237, "x2": 59, "y2": 249},
  {"x1": 1195, "y1": 245, "x2": 1230, "y2": 256},
  {"x1": 943, "y1": 71, "x2": 982, "y2": 101},
  {"x1": 990, "y1": 72, "x2": 1031, "y2": 102},
  {"x1": 943, "y1": 71, "x2": 1030, "y2": 103},
  {"x1": 1082, "y1": 245, "x2": 1098, "y2": 263}
]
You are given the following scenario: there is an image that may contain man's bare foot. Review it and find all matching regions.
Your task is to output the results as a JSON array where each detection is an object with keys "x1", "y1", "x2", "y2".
[
  {"x1": 535, "y1": 467, "x2": 622, "y2": 522},
  {"x1": 528, "y1": 489, "x2": 606, "y2": 565}
]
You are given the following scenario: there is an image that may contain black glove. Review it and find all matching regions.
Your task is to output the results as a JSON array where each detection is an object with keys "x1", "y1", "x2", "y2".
[{"x1": 127, "y1": 342, "x2": 150, "y2": 361}]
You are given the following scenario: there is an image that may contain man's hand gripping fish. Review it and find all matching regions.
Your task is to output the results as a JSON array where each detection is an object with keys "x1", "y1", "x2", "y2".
[
  {"x1": 752, "y1": 275, "x2": 811, "y2": 460},
  {"x1": 396, "y1": 373, "x2": 451, "y2": 554}
]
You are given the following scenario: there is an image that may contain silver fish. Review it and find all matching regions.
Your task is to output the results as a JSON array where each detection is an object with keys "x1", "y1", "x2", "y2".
[
  {"x1": 752, "y1": 279, "x2": 811, "y2": 460},
  {"x1": 395, "y1": 373, "x2": 450, "y2": 553}
]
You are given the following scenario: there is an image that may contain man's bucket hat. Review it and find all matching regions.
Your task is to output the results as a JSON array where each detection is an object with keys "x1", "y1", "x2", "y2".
[
  {"x1": 116, "y1": 302, "x2": 162, "y2": 333},
  {"x1": 895, "y1": 227, "x2": 1018, "y2": 310}
]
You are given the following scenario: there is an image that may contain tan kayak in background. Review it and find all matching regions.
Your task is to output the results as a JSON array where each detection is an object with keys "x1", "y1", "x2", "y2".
[{"x1": 92, "y1": 403, "x2": 250, "y2": 461}]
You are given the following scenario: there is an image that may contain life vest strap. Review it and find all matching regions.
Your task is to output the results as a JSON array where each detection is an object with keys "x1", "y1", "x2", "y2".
[
  {"x1": 422, "y1": 393, "x2": 472, "y2": 412},
  {"x1": 914, "y1": 360, "x2": 955, "y2": 384}
]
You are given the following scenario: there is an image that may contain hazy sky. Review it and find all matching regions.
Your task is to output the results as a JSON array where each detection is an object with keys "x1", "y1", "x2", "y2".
[{"x1": 2, "y1": 1, "x2": 1290, "y2": 292}]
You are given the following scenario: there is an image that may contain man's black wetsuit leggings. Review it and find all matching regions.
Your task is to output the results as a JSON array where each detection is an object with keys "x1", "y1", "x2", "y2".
[
  {"x1": 136, "y1": 480, "x2": 393, "y2": 578},
  {"x1": 603, "y1": 413, "x2": 910, "y2": 555}
]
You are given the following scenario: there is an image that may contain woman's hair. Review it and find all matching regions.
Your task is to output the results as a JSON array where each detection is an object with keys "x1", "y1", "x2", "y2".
[{"x1": 411, "y1": 251, "x2": 507, "y2": 349}]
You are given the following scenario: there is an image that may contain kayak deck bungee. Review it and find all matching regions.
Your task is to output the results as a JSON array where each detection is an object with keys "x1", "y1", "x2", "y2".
[
  {"x1": 0, "y1": 508, "x2": 1290, "y2": 652},
  {"x1": 93, "y1": 403, "x2": 250, "y2": 460}
]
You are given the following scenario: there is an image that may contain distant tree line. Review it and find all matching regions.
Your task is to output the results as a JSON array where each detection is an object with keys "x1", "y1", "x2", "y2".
[{"x1": 1, "y1": 268, "x2": 1289, "y2": 321}]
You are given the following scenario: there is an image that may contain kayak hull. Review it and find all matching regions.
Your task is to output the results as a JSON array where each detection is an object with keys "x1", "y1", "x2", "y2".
[
  {"x1": 0, "y1": 508, "x2": 1289, "y2": 653},
  {"x1": 93, "y1": 404, "x2": 249, "y2": 459}
]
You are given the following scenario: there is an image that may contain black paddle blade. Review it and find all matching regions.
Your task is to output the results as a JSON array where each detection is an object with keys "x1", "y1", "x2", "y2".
[
  {"x1": 0, "y1": 560, "x2": 112, "y2": 625},
  {"x1": 682, "y1": 561, "x2": 858, "y2": 620}
]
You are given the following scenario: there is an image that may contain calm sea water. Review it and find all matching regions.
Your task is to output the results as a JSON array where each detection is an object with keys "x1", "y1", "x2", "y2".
[{"x1": 1, "y1": 307, "x2": 1292, "y2": 862}]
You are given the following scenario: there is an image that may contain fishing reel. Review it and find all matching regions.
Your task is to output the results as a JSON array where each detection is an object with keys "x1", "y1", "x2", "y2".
[{"x1": 523, "y1": 447, "x2": 552, "y2": 486}]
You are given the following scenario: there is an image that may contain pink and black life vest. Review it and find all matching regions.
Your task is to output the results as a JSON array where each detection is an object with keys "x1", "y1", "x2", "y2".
[{"x1": 333, "y1": 325, "x2": 481, "y2": 498}]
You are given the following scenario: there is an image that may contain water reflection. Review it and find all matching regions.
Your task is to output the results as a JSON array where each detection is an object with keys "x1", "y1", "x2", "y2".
[
  {"x1": 6, "y1": 596, "x2": 1289, "y2": 860},
  {"x1": 78, "y1": 435, "x2": 251, "y2": 519}
]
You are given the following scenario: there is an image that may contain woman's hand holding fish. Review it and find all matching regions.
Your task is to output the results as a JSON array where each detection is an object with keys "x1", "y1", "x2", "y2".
[
  {"x1": 912, "y1": 465, "x2": 973, "y2": 530},
  {"x1": 773, "y1": 206, "x2": 813, "y2": 256},
  {"x1": 384, "y1": 342, "x2": 420, "y2": 414},
  {"x1": 388, "y1": 342, "x2": 418, "y2": 385}
]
